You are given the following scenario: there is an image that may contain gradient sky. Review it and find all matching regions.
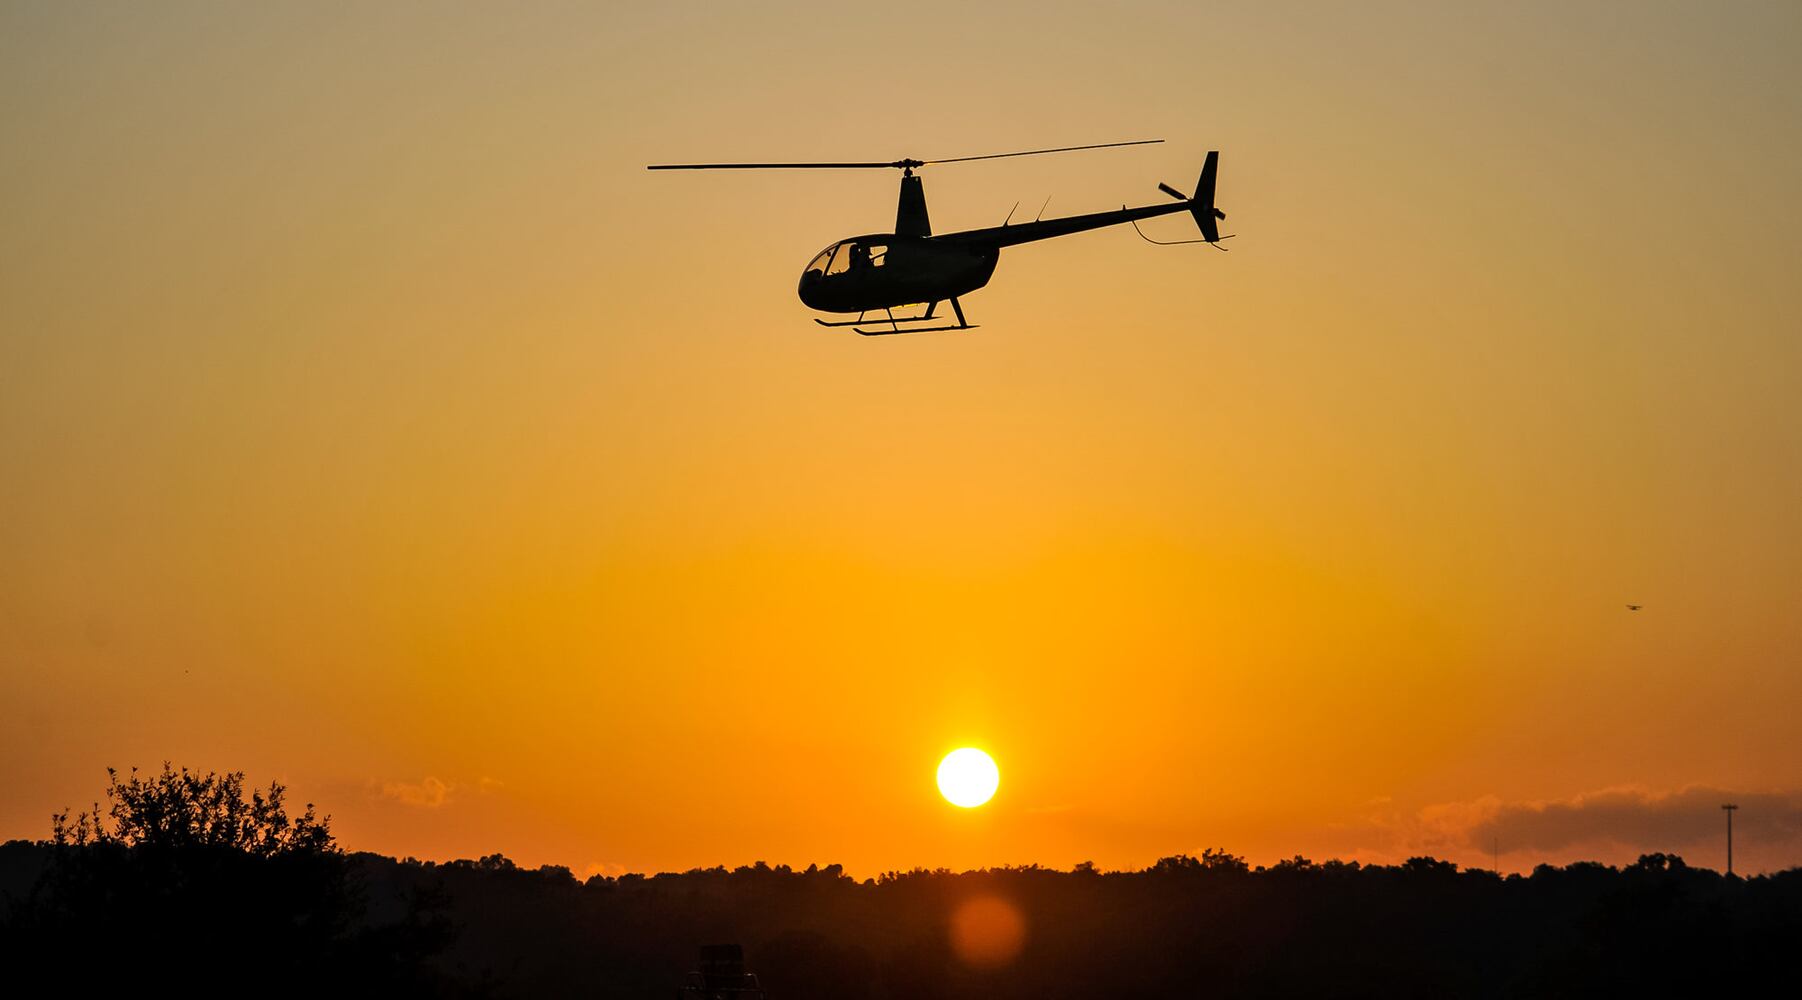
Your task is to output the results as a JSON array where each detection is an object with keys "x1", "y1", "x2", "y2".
[{"x1": 3, "y1": 1, "x2": 1799, "y2": 877}]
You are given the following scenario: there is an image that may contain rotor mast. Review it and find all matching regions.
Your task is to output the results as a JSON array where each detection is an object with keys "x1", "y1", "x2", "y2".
[{"x1": 897, "y1": 169, "x2": 931, "y2": 238}]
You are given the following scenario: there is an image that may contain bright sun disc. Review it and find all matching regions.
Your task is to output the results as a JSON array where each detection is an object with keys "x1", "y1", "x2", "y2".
[{"x1": 937, "y1": 748, "x2": 999, "y2": 808}]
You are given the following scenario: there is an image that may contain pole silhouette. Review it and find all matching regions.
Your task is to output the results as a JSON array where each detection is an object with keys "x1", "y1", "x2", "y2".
[{"x1": 1722, "y1": 803, "x2": 1739, "y2": 874}]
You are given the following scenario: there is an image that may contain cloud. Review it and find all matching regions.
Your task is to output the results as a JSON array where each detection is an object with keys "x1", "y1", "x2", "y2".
[
  {"x1": 380, "y1": 775, "x2": 453, "y2": 808},
  {"x1": 1349, "y1": 785, "x2": 1802, "y2": 867},
  {"x1": 582, "y1": 860, "x2": 630, "y2": 880},
  {"x1": 1462, "y1": 786, "x2": 1802, "y2": 853}
]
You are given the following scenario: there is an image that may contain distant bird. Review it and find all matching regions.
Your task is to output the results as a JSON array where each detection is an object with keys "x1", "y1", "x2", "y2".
[{"x1": 1626, "y1": 604, "x2": 1643, "y2": 611}]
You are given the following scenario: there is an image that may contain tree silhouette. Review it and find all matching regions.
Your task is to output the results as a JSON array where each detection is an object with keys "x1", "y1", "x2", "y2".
[
  {"x1": 9, "y1": 765, "x2": 454, "y2": 995},
  {"x1": 52, "y1": 764, "x2": 333, "y2": 856},
  {"x1": 5, "y1": 768, "x2": 1798, "y2": 997}
]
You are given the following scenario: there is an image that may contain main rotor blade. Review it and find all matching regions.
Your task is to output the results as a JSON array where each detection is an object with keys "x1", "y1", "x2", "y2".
[
  {"x1": 649, "y1": 139, "x2": 1163, "y2": 172},
  {"x1": 923, "y1": 139, "x2": 1163, "y2": 165},
  {"x1": 647, "y1": 161, "x2": 900, "y2": 170}
]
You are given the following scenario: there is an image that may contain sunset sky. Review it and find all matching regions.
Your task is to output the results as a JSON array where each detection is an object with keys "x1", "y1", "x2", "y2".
[{"x1": 3, "y1": 2, "x2": 1799, "y2": 877}]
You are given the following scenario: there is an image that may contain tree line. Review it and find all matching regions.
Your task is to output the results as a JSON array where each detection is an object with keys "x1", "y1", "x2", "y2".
[{"x1": 2, "y1": 766, "x2": 1797, "y2": 998}]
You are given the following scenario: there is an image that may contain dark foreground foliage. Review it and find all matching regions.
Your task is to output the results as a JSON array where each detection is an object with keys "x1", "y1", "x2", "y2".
[
  {"x1": 1, "y1": 766, "x2": 456, "y2": 996},
  {"x1": 2, "y1": 769, "x2": 1798, "y2": 998}
]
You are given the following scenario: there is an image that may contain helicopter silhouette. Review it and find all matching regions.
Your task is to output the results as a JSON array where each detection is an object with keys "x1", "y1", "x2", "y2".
[{"x1": 648, "y1": 140, "x2": 1226, "y2": 335}]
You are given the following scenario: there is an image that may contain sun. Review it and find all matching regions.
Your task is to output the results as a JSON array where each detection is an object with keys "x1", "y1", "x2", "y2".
[{"x1": 936, "y1": 748, "x2": 1000, "y2": 808}]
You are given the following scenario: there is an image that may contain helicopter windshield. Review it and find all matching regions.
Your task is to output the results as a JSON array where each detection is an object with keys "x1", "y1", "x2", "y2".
[{"x1": 805, "y1": 241, "x2": 889, "y2": 279}]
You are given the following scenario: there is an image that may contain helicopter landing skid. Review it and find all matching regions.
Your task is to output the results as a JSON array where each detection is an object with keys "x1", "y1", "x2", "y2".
[
  {"x1": 816, "y1": 299, "x2": 975, "y2": 337},
  {"x1": 856, "y1": 322, "x2": 978, "y2": 336}
]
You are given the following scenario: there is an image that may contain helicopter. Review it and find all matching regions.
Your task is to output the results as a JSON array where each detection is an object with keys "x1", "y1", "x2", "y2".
[{"x1": 647, "y1": 140, "x2": 1226, "y2": 335}]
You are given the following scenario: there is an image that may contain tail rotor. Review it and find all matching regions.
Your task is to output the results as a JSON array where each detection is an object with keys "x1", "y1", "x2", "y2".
[{"x1": 1149, "y1": 151, "x2": 1229, "y2": 248}]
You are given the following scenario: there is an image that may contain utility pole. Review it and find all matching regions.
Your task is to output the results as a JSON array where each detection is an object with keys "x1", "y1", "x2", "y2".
[{"x1": 1722, "y1": 804, "x2": 1739, "y2": 875}]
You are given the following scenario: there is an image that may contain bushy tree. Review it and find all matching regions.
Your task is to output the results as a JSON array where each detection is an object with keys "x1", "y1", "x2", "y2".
[
  {"x1": 52, "y1": 764, "x2": 334, "y2": 857},
  {"x1": 12, "y1": 765, "x2": 453, "y2": 995}
]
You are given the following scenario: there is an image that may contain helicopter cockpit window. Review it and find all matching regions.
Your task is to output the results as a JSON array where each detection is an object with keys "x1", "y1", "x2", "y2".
[
  {"x1": 823, "y1": 242, "x2": 886, "y2": 276},
  {"x1": 825, "y1": 243, "x2": 854, "y2": 276},
  {"x1": 805, "y1": 246, "x2": 835, "y2": 278}
]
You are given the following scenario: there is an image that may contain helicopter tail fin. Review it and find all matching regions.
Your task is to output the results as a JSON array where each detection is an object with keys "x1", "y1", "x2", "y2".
[{"x1": 1191, "y1": 151, "x2": 1223, "y2": 243}]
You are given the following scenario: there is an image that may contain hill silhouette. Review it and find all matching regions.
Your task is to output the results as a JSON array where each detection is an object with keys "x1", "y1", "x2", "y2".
[{"x1": 2, "y1": 767, "x2": 1797, "y2": 997}]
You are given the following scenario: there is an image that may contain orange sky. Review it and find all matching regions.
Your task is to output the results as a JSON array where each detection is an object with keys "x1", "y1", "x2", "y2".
[{"x1": 3, "y1": 2, "x2": 1800, "y2": 876}]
